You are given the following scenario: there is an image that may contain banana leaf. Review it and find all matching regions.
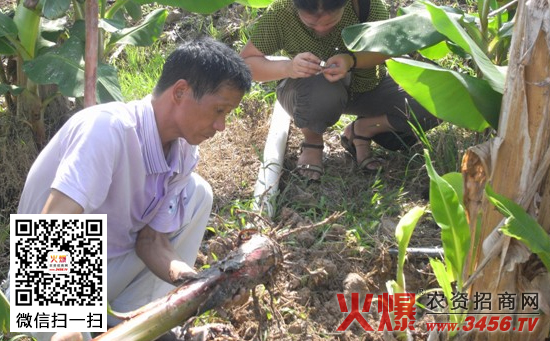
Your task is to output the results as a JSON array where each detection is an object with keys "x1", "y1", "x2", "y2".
[
  {"x1": 423, "y1": 1, "x2": 506, "y2": 93},
  {"x1": 23, "y1": 37, "x2": 123, "y2": 103},
  {"x1": 108, "y1": 8, "x2": 167, "y2": 47},
  {"x1": 386, "y1": 58, "x2": 500, "y2": 130},
  {"x1": 42, "y1": 0, "x2": 71, "y2": 20},
  {"x1": 486, "y1": 185, "x2": 550, "y2": 271},
  {"x1": 132, "y1": 0, "x2": 273, "y2": 14},
  {"x1": 425, "y1": 150, "x2": 471, "y2": 288},
  {"x1": 342, "y1": 11, "x2": 446, "y2": 56}
]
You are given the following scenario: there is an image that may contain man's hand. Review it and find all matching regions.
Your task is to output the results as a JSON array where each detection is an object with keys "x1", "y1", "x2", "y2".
[
  {"x1": 51, "y1": 332, "x2": 83, "y2": 341},
  {"x1": 136, "y1": 226, "x2": 197, "y2": 286},
  {"x1": 170, "y1": 262, "x2": 199, "y2": 286}
]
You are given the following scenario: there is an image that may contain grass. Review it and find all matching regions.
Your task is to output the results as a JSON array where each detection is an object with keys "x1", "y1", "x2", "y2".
[
  {"x1": 115, "y1": 41, "x2": 169, "y2": 101},
  {"x1": 0, "y1": 111, "x2": 38, "y2": 286}
]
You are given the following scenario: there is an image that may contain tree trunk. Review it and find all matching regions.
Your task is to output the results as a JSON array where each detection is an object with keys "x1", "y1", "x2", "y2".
[
  {"x1": 84, "y1": 0, "x2": 98, "y2": 107},
  {"x1": 462, "y1": 0, "x2": 550, "y2": 339}
]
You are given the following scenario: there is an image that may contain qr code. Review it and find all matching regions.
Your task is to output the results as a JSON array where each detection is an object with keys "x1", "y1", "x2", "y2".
[{"x1": 10, "y1": 214, "x2": 107, "y2": 333}]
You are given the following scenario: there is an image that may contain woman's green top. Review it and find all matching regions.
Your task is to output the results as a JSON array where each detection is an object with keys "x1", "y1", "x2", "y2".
[{"x1": 250, "y1": 0, "x2": 389, "y2": 94}]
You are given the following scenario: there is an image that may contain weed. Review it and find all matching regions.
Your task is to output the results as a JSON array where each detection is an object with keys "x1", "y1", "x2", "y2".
[
  {"x1": 426, "y1": 122, "x2": 485, "y2": 174},
  {"x1": 114, "y1": 42, "x2": 170, "y2": 101}
]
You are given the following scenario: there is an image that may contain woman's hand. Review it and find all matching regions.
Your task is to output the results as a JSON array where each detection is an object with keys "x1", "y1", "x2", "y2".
[
  {"x1": 322, "y1": 53, "x2": 354, "y2": 82},
  {"x1": 288, "y1": 52, "x2": 323, "y2": 79}
]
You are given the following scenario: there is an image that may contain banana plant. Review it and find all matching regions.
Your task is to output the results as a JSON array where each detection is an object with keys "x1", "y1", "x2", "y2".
[
  {"x1": 0, "y1": 290, "x2": 9, "y2": 337},
  {"x1": 424, "y1": 150, "x2": 471, "y2": 336},
  {"x1": 133, "y1": 0, "x2": 274, "y2": 14},
  {"x1": 342, "y1": 0, "x2": 514, "y2": 132},
  {"x1": 0, "y1": 0, "x2": 273, "y2": 148}
]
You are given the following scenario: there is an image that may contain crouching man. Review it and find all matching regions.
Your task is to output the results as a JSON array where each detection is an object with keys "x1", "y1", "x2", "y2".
[{"x1": 6, "y1": 36, "x2": 252, "y2": 341}]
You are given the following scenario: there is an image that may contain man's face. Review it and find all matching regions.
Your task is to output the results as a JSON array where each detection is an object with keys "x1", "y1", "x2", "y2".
[
  {"x1": 176, "y1": 84, "x2": 244, "y2": 145},
  {"x1": 298, "y1": 8, "x2": 344, "y2": 37}
]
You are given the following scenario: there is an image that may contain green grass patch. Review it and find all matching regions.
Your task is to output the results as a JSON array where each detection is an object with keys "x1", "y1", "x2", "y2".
[{"x1": 114, "y1": 42, "x2": 170, "y2": 101}]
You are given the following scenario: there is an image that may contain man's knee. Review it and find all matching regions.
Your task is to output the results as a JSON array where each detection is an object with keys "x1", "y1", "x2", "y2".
[{"x1": 188, "y1": 173, "x2": 213, "y2": 208}]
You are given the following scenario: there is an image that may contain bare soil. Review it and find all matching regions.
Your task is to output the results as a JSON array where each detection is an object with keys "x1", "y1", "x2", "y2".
[{"x1": 192, "y1": 95, "x2": 442, "y2": 340}]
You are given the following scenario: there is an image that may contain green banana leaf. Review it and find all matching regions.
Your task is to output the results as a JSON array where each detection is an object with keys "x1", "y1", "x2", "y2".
[
  {"x1": 13, "y1": 1, "x2": 40, "y2": 59},
  {"x1": 0, "y1": 37, "x2": 15, "y2": 54},
  {"x1": 423, "y1": 1, "x2": 505, "y2": 93},
  {"x1": 124, "y1": 1, "x2": 143, "y2": 21},
  {"x1": 425, "y1": 150, "x2": 471, "y2": 288},
  {"x1": 97, "y1": 62, "x2": 125, "y2": 104},
  {"x1": 395, "y1": 206, "x2": 426, "y2": 290},
  {"x1": 0, "y1": 83, "x2": 24, "y2": 95},
  {"x1": 23, "y1": 37, "x2": 123, "y2": 103},
  {"x1": 0, "y1": 11, "x2": 18, "y2": 38},
  {"x1": 342, "y1": 11, "x2": 446, "y2": 56},
  {"x1": 442, "y1": 172, "x2": 463, "y2": 202},
  {"x1": 430, "y1": 258, "x2": 464, "y2": 329},
  {"x1": 132, "y1": 0, "x2": 273, "y2": 14},
  {"x1": 429, "y1": 258, "x2": 453, "y2": 307},
  {"x1": 498, "y1": 21, "x2": 514, "y2": 38},
  {"x1": 69, "y1": 19, "x2": 86, "y2": 41},
  {"x1": 100, "y1": 18, "x2": 126, "y2": 33},
  {"x1": 460, "y1": 15, "x2": 485, "y2": 51},
  {"x1": 0, "y1": 11, "x2": 19, "y2": 55},
  {"x1": 386, "y1": 58, "x2": 500, "y2": 131},
  {"x1": 108, "y1": 8, "x2": 167, "y2": 47},
  {"x1": 237, "y1": 0, "x2": 274, "y2": 6},
  {"x1": 418, "y1": 40, "x2": 451, "y2": 60},
  {"x1": 486, "y1": 185, "x2": 550, "y2": 271},
  {"x1": 42, "y1": 0, "x2": 71, "y2": 20},
  {"x1": 0, "y1": 290, "x2": 9, "y2": 335},
  {"x1": 398, "y1": 2, "x2": 464, "y2": 16}
]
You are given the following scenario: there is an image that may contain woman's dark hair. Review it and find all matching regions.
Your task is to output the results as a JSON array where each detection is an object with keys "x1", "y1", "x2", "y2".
[
  {"x1": 153, "y1": 36, "x2": 252, "y2": 99},
  {"x1": 293, "y1": 0, "x2": 347, "y2": 13}
]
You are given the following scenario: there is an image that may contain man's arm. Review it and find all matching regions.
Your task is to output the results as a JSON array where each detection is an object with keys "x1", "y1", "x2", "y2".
[
  {"x1": 240, "y1": 40, "x2": 322, "y2": 82},
  {"x1": 135, "y1": 225, "x2": 196, "y2": 285},
  {"x1": 41, "y1": 189, "x2": 84, "y2": 214},
  {"x1": 40, "y1": 190, "x2": 84, "y2": 341}
]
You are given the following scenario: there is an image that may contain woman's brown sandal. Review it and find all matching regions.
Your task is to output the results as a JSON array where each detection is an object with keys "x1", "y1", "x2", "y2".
[
  {"x1": 340, "y1": 121, "x2": 384, "y2": 173},
  {"x1": 294, "y1": 142, "x2": 324, "y2": 181}
]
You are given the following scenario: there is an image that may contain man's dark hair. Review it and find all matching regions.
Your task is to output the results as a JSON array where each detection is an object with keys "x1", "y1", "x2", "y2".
[
  {"x1": 153, "y1": 36, "x2": 252, "y2": 99},
  {"x1": 293, "y1": 0, "x2": 347, "y2": 13}
]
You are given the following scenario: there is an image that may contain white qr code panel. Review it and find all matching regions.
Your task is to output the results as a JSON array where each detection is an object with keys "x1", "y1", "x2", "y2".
[{"x1": 10, "y1": 214, "x2": 107, "y2": 333}]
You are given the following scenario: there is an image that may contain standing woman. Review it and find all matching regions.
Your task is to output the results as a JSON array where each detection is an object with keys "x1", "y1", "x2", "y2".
[{"x1": 240, "y1": 0, "x2": 439, "y2": 181}]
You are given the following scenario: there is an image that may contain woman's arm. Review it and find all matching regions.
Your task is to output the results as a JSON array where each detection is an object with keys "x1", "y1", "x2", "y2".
[{"x1": 240, "y1": 40, "x2": 323, "y2": 82}]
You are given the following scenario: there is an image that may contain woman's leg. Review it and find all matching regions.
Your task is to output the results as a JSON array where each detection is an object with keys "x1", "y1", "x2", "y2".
[
  {"x1": 344, "y1": 75, "x2": 440, "y2": 163},
  {"x1": 277, "y1": 74, "x2": 348, "y2": 179},
  {"x1": 341, "y1": 115, "x2": 393, "y2": 171}
]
